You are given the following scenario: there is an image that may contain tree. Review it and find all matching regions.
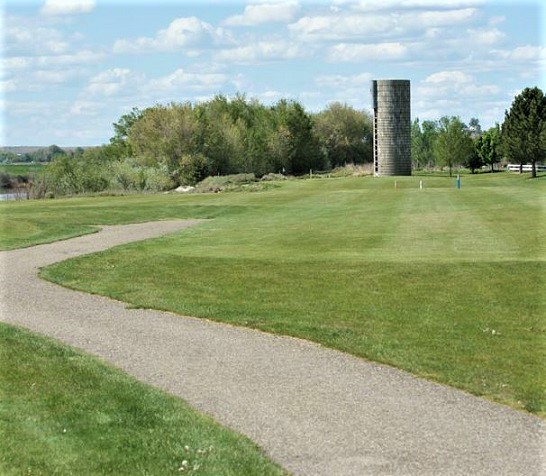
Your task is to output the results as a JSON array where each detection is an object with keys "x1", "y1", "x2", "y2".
[
  {"x1": 411, "y1": 118, "x2": 438, "y2": 169},
  {"x1": 475, "y1": 124, "x2": 502, "y2": 173},
  {"x1": 128, "y1": 103, "x2": 199, "y2": 184},
  {"x1": 273, "y1": 100, "x2": 326, "y2": 175},
  {"x1": 110, "y1": 107, "x2": 143, "y2": 158},
  {"x1": 501, "y1": 87, "x2": 546, "y2": 178},
  {"x1": 433, "y1": 116, "x2": 474, "y2": 176},
  {"x1": 313, "y1": 102, "x2": 373, "y2": 167},
  {"x1": 178, "y1": 153, "x2": 209, "y2": 185},
  {"x1": 464, "y1": 147, "x2": 483, "y2": 174}
]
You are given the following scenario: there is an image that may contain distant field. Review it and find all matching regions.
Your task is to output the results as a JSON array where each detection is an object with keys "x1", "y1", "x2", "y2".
[
  {"x1": 0, "y1": 163, "x2": 45, "y2": 175},
  {"x1": 2, "y1": 172, "x2": 545, "y2": 416}
]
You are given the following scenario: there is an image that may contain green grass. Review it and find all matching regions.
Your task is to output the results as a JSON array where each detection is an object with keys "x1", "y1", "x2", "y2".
[
  {"x1": 3, "y1": 172, "x2": 546, "y2": 417},
  {"x1": 0, "y1": 323, "x2": 287, "y2": 476},
  {"x1": 0, "y1": 192, "x2": 244, "y2": 250},
  {"x1": 0, "y1": 163, "x2": 45, "y2": 175}
]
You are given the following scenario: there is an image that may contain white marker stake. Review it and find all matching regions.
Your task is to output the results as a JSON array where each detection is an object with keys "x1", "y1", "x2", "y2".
[{"x1": 419, "y1": 180, "x2": 423, "y2": 190}]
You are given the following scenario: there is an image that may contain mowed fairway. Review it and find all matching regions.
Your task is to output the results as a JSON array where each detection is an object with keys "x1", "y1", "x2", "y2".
[{"x1": 4, "y1": 173, "x2": 545, "y2": 415}]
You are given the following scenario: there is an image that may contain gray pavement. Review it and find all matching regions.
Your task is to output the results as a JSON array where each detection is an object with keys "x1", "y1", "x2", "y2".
[{"x1": 1, "y1": 220, "x2": 544, "y2": 475}]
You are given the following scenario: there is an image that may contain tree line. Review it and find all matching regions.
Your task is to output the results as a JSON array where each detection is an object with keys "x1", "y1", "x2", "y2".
[
  {"x1": 30, "y1": 96, "x2": 375, "y2": 197},
  {"x1": 413, "y1": 86, "x2": 545, "y2": 177},
  {"x1": 17, "y1": 86, "x2": 546, "y2": 198}
]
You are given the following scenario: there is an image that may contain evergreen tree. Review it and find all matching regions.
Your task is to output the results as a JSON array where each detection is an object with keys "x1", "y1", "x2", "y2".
[{"x1": 501, "y1": 87, "x2": 546, "y2": 177}]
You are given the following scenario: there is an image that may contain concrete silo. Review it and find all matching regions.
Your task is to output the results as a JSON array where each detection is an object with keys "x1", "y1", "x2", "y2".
[{"x1": 372, "y1": 80, "x2": 411, "y2": 176}]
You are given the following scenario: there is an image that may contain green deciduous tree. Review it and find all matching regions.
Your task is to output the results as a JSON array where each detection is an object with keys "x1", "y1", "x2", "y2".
[
  {"x1": 274, "y1": 100, "x2": 325, "y2": 175},
  {"x1": 434, "y1": 116, "x2": 474, "y2": 176},
  {"x1": 464, "y1": 148, "x2": 483, "y2": 174},
  {"x1": 110, "y1": 107, "x2": 143, "y2": 158},
  {"x1": 501, "y1": 87, "x2": 546, "y2": 178},
  {"x1": 313, "y1": 102, "x2": 373, "y2": 167},
  {"x1": 128, "y1": 103, "x2": 199, "y2": 184},
  {"x1": 411, "y1": 118, "x2": 439, "y2": 169},
  {"x1": 475, "y1": 124, "x2": 502, "y2": 173}
]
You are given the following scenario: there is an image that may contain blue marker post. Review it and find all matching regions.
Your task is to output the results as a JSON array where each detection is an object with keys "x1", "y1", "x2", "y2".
[{"x1": 456, "y1": 174, "x2": 461, "y2": 190}]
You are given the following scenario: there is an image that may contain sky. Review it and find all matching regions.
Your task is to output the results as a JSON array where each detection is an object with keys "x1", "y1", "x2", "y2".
[{"x1": 1, "y1": 0, "x2": 545, "y2": 146}]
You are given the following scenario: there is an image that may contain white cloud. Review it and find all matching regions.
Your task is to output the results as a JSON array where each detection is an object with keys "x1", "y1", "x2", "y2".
[
  {"x1": 418, "y1": 71, "x2": 501, "y2": 100},
  {"x1": 255, "y1": 90, "x2": 287, "y2": 102},
  {"x1": 328, "y1": 42, "x2": 408, "y2": 62},
  {"x1": 340, "y1": 0, "x2": 484, "y2": 11},
  {"x1": 0, "y1": 80, "x2": 18, "y2": 93},
  {"x1": 76, "y1": 67, "x2": 230, "y2": 108},
  {"x1": 86, "y1": 68, "x2": 140, "y2": 96},
  {"x1": 224, "y1": 1, "x2": 300, "y2": 26},
  {"x1": 113, "y1": 17, "x2": 228, "y2": 54},
  {"x1": 425, "y1": 70, "x2": 473, "y2": 83},
  {"x1": 41, "y1": 0, "x2": 96, "y2": 16},
  {"x1": 312, "y1": 73, "x2": 375, "y2": 110},
  {"x1": 2, "y1": 67, "x2": 85, "y2": 93},
  {"x1": 419, "y1": 8, "x2": 477, "y2": 26},
  {"x1": 2, "y1": 57, "x2": 33, "y2": 71},
  {"x1": 289, "y1": 8, "x2": 477, "y2": 42},
  {"x1": 214, "y1": 40, "x2": 307, "y2": 63},
  {"x1": 231, "y1": 73, "x2": 248, "y2": 91},
  {"x1": 488, "y1": 15, "x2": 505, "y2": 27},
  {"x1": 467, "y1": 27, "x2": 505, "y2": 46},
  {"x1": 34, "y1": 70, "x2": 77, "y2": 83},
  {"x1": 6, "y1": 25, "x2": 70, "y2": 55},
  {"x1": 35, "y1": 50, "x2": 105, "y2": 67},
  {"x1": 69, "y1": 100, "x2": 103, "y2": 117},
  {"x1": 315, "y1": 73, "x2": 373, "y2": 89},
  {"x1": 289, "y1": 13, "x2": 394, "y2": 41},
  {"x1": 496, "y1": 45, "x2": 546, "y2": 62},
  {"x1": 4, "y1": 50, "x2": 104, "y2": 73},
  {"x1": 145, "y1": 69, "x2": 228, "y2": 93}
]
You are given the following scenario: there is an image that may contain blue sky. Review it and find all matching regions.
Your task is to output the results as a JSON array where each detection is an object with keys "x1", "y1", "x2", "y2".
[{"x1": 2, "y1": 0, "x2": 545, "y2": 146}]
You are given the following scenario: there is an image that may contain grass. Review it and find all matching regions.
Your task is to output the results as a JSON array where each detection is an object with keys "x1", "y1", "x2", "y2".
[
  {"x1": 2, "y1": 172, "x2": 545, "y2": 417},
  {"x1": 0, "y1": 193, "x2": 243, "y2": 250},
  {"x1": 0, "y1": 163, "x2": 45, "y2": 176},
  {"x1": 0, "y1": 323, "x2": 287, "y2": 475}
]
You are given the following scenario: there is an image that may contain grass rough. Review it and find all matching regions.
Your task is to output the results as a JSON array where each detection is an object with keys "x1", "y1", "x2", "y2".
[
  {"x1": 0, "y1": 323, "x2": 287, "y2": 475},
  {"x1": 3, "y1": 172, "x2": 545, "y2": 416}
]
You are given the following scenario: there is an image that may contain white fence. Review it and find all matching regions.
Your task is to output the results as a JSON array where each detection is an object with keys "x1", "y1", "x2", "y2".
[{"x1": 506, "y1": 164, "x2": 546, "y2": 172}]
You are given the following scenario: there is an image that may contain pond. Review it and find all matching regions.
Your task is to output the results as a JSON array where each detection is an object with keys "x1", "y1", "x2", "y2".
[{"x1": 0, "y1": 191, "x2": 29, "y2": 201}]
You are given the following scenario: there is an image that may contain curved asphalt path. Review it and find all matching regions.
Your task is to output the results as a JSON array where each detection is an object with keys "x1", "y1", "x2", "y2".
[{"x1": 0, "y1": 220, "x2": 544, "y2": 476}]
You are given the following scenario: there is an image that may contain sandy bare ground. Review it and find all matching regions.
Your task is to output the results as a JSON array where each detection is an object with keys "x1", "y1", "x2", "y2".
[{"x1": 1, "y1": 220, "x2": 544, "y2": 476}]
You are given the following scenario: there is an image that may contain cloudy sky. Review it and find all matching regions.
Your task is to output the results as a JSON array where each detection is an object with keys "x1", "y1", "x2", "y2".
[{"x1": 2, "y1": 0, "x2": 544, "y2": 146}]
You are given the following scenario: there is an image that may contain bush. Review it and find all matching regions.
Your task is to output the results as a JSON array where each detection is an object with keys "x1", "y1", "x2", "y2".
[
  {"x1": 110, "y1": 160, "x2": 143, "y2": 191},
  {"x1": 142, "y1": 165, "x2": 174, "y2": 191},
  {"x1": 178, "y1": 153, "x2": 209, "y2": 186},
  {"x1": 0, "y1": 172, "x2": 12, "y2": 189}
]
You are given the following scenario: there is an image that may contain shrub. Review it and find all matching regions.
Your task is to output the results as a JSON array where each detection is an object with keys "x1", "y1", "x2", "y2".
[
  {"x1": 142, "y1": 165, "x2": 174, "y2": 191},
  {"x1": 110, "y1": 160, "x2": 143, "y2": 191},
  {"x1": 178, "y1": 153, "x2": 209, "y2": 186},
  {"x1": 0, "y1": 172, "x2": 12, "y2": 189},
  {"x1": 194, "y1": 173, "x2": 257, "y2": 193}
]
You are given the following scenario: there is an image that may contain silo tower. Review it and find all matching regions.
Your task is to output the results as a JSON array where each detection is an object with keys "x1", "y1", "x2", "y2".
[{"x1": 372, "y1": 79, "x2": 411, "y2": 176}]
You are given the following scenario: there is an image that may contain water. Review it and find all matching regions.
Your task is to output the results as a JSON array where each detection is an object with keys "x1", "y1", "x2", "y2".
[{"x1": 0, "y1": 192, "x2": 28, "y2": 201}]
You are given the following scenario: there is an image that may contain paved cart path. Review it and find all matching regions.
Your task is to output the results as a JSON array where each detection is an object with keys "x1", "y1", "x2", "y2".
[{"x1": 1, "y1": 220, "x2": 544, "y2": 476}]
